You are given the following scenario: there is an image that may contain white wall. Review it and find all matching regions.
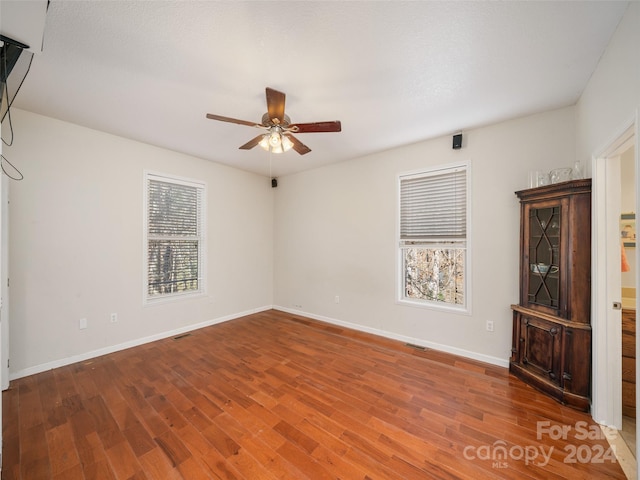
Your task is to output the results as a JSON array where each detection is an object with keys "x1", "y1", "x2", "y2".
[
  {"x1": 621, "y1": 146, "x2": 636, "y2": 288},
  {"x1": 7, "y1": 109, "x2": 274, "y2": 377},
  {"x1": 575, "y1": 2, "x2": 640, "y2": 430},
  {"x1": 576, "y1": 2, "x2": 640, "y2": 166},
  {"x1": 274, "y1": 106, "x2": 576, "y2": 366}
]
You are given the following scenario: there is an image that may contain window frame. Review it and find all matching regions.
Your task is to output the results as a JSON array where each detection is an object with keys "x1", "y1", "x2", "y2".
[
  {"x1": 143, "y1": 171, "x2": 207, "y2": 305},
  {"x1": 396, "y1": 161, "x2": 471, "y2": 314}
]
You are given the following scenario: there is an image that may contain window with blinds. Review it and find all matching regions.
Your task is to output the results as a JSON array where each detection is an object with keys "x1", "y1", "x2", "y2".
[
  {"x1": 398, "y1": 163, "x2": 469, "y2": 310},
  {"x1": 145, "y1": 173, "x2": 205, "y2": 301}
]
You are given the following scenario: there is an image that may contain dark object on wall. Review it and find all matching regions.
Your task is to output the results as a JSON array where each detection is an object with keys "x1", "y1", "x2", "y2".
[
  {"x1": 271, "y1": 178, "x2": 278, "y2": 188},
  {"x1": 1, "y1": 34, "x2": 32, "y2": 122},
  {"x1": 452, "y1": 133, "x2": 462, "y2": 149}
]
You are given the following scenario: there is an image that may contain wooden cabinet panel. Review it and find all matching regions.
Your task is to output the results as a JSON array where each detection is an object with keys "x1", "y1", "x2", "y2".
[
  {"x1": 621, "y1": 308, "x2": 635, "y2": 418},
  {"x1": 622, "y1": 330, "x2": 635, "y2": 358},
  {"x1": 520, "y1": 315, "x2": 562, "y2": 386},
  {"x1": 562, "y1": 327, "x2": 591, "y2": 399},
  {"x1": 622, "y1": 356, "x2": 635, "y2": 383},
  {"x1": 622, "y1": 381, "x2": 636, "y2": 418},
  {"x1": 622, "y1": 309, "x2": 635, "y2": 358},
  {"x1": 510, "y1": 179, "x2": 591, "y2": 411}
]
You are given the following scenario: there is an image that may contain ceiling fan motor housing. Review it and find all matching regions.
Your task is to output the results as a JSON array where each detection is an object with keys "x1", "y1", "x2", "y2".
[{"x1": 262, "y1": 113, "x2": 291, "y2": 127}]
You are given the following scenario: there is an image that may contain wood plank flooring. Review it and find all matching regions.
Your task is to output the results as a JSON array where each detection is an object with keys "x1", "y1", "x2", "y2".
[{"x1": 2, "y1": 309, "x2": 627, "y2": 479}]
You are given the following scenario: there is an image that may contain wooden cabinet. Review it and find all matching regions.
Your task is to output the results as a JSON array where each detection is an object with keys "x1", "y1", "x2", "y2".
[
  {"x1": 510, "y1": 179, "x2": 591, "y2": 411},
  {"x1": 622, "y1": 308, "x2": 636, "y2": 418}
]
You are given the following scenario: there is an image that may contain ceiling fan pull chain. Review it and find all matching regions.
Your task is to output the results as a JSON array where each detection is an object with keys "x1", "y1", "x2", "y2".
[{"x1": 269, "y1": 149, "x2": 273, "y2": 185}]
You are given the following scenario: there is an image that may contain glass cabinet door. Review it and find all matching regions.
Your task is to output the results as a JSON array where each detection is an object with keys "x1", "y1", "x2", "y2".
[{"x1": 528, "y1": 206, "x2": 560, "y2": 308}]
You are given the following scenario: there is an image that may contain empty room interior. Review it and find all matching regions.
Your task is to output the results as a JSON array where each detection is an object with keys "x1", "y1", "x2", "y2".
[{"x1": 0, "y1": 1, "x2": 639, "y2": 479}]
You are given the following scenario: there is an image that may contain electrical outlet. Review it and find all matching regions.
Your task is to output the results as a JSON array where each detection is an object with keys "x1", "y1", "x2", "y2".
[
  {"x1": 293, "y1": 304, "x2": 302, "y2": 309},
  {"x1": 110, "y1": 313, "x2": 118, "y2": 323},
  {"x1": 486, "y1": 321, "x2": 494, "y2": 332},
  {"x1": 79, "y1": 318, "x2": 87, "y2": 330},
  {"x1": 334, "y1": 295, "x2": 340, "y2": 304}
]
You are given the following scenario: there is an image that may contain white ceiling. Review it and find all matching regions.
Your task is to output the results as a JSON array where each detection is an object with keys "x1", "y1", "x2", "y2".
[{"x1": 2, "y1": 1, "x2": 630, "y2": 177}]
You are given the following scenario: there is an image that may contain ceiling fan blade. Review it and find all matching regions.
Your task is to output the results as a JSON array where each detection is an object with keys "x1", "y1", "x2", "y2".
[
  {"x1": 239, "y1": 134, "x2": 265, "y2": 150},
  {"x1": 206, "y1": 113, "x2": 258, "y2": 127},
  {"x1": 266, "y1": 87, "x2": 286, "y2": 124},
  {"x1": 286, "y1": 134, "x2": 311, "y2": 155},
  {"x1": 288, "y1": 120, "x2": 342, "y2": 133}
]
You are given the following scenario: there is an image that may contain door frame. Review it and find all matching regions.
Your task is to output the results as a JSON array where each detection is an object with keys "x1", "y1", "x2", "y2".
[
  {"x1": 591, "y1": 109, "x2": 638, "y2": 441},
  {"x1": 1, "y1": 174, "x2": 8, "y2": 391}
]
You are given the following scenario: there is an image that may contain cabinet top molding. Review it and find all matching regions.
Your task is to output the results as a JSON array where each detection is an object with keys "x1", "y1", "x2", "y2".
[
  {"x1": 511, "y1": 305, "x2": 592, "y2": 331},
  {"x1": 515, "y1": 178, "x2": 592, "y2": 200}
]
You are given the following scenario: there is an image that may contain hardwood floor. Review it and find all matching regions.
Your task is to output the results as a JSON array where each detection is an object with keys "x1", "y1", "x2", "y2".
[{"x1": 2, "y1": 309, "x2": 627, "y2": 479}]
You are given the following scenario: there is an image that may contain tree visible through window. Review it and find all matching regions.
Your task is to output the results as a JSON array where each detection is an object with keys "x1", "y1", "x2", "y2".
[
  {"x1": 145, "y1": 173, "x2": 205, "y2": 300},
  {"x1": 404, "y1": 247, "x2": 464, "y2": 304},
  {"x1": 399, "y1": 164, "x2": 468, "y2": 309}
]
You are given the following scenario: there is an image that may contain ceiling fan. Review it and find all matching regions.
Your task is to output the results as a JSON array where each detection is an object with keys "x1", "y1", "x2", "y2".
[{"x1": 206, "y1": 87, "x2": 341, "y2": 155}]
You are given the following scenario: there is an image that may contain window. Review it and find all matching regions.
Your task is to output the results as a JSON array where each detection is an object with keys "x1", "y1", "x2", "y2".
[
  {"x1": 398, "y1": 163, "x2": 469, "y2": 311},
  {"x1": 144, "y1": 172, "x2": 205, "y2": 302}
]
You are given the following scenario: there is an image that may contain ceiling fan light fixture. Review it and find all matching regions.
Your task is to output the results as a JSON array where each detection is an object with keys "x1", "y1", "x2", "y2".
[
  {"x1": 259, "y1": 127, "x2": 293, "y2": 154},
  {"x1": 268, "y1": 130, "x2": 281, "y2": 148},
  {"x1": 281, "y1": 134, "x2": 293, "y2": 152}
]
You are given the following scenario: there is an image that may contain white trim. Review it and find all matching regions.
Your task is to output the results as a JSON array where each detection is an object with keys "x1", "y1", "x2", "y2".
[
  {"x1": 593, "y1": 122, "x2": 636, "y2": 164},
  {"x1": 0, "y1": 158, "x2": 4, "y2": 470},
  {"x1": 1, "y1": 175, "x2": 8, "y2": 391},
  {"x1": 274, "y1": 305, "x2": 507, "y2": 368},
  {"x1": 591, "y1": 111, "x2": 638, "y2": 429},
  {"x1": 394, "y1": 295, "x2": 470, "y2": 315},
  {"x1": 635, "y1": 108, "x2": 640, "y2": 470},
  {"x1": 144, "y1": 169, "x2": 208, "y2": 189},
  {"x1": 396, "y1": 160, "x2": 472, "y2": 314},
  {"x1": 634, "y1": 108, "x2": 640, "y2": 470},
  {"x1": 142, "y1": 170, "x2": 207, "y2": 305},
  {"x1": 398, "y1": 163, "x2": 468, "y2": 181},
  {"x1": 591, "y1": 155, "x2": 613, "y2": 425},
  {"x1": 9, "y1": 305, "x2": 273, "y2": 381}
]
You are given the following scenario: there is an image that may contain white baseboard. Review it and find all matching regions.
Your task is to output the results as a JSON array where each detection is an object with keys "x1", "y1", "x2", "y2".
[
  {"x1": 274, "y1": 305, "x2": 509, "y2": 368},
  {"x1": 11, "y1": 304, "x2": 509, "y2": 381},
  {"x1": 9, "y1": 305, "x2": 273, "y2": 381}
]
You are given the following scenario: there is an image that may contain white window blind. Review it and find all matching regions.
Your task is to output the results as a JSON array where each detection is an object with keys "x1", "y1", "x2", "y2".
[
  {"x1": 400, "y1": 166, "x2": 467, "y2": 243},
  {"x1": 145, "y1": 174, "x2": 204, "y2": 300},
  {"x1": 398, "y1": 164, "x2": 469, "y2": 310}
]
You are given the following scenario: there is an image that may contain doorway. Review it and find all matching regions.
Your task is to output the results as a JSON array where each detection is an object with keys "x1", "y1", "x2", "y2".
[
  {"x1": 592, "y1": 113, "x2": 638, "y2": 476},
  {"x1": 619, "y1": 143, "x2": 637, "y2": 459}
]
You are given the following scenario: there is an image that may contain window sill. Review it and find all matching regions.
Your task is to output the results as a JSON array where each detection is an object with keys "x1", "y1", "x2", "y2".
[
  {"x1": 397, "y1": 297, "x2": 470, "y2": 315},
  {"x1": 144, "y1": 290, "x2": 206, "y2": 306}
]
